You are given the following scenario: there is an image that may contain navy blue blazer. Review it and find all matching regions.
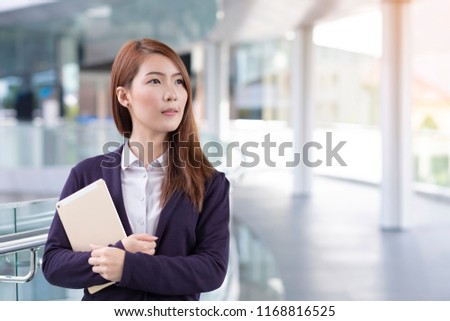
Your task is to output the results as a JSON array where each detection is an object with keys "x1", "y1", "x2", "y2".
[{"x1": 42, "y1": 145, "x2": 230, "y2": 301}]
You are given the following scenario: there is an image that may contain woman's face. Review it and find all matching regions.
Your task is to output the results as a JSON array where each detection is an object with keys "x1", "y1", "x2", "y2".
[{"x1": 121, "y1": 53, "x2": 187, "y2": 139}]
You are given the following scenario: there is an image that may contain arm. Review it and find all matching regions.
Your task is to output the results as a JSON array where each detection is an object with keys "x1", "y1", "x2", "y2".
[
  {"x1": 42, "y1": 168, "x2": 108, "y2": 289},
  {"x1": 116, "y1": 172, "x2": 230, "y2": 295}
]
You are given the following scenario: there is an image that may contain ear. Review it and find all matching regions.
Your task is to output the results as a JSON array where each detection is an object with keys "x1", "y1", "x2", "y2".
[{"x1": 116, "y1": 86, "x2": 130, "y2": 107}]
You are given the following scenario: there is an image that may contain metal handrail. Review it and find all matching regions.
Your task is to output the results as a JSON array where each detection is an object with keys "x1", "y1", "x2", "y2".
[
  {"x1": 0, "y1": 228, "x2": 49, "y2": 283},
  {"x1": 0, "y1": 228, "x2": 49, "y2": 254}
]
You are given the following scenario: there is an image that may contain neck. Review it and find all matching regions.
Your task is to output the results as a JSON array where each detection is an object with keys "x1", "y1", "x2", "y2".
[{"x1": 128, "y1": 133, "x2": 168, "y2": 167}]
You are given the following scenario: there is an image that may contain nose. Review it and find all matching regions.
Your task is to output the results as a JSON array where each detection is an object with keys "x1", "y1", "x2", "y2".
[{"x1": 163, "y1": 86, "x2": 177, "y2": 101}]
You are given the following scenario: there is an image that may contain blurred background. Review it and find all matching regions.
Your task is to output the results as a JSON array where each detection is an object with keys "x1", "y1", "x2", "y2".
[{"x1": 1, "y1": 0, "x2": 450, "y2": 301}]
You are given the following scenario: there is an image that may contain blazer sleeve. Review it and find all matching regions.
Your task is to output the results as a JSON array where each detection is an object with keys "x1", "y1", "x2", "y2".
[
  {"x1": 117, "y1": 171, "x2": 230, "y2": 295},
  {"x1": 42, "y1": 168, "x2": 110, "y2": 289}
]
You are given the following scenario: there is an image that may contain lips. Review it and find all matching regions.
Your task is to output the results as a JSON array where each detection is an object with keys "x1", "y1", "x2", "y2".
[{"x1": 162, "y1": 108, "x2": 178, "y2": 116}]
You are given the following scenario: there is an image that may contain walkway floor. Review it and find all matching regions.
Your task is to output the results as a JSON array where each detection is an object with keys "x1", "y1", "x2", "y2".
[{"x1": 232, "y1": 168, "x2": 450, "y2": 300}]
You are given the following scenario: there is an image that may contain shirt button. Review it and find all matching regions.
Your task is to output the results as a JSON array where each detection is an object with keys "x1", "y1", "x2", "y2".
[
  {"x1": 139, "y1": 195, "x2": 144, "y2": 201},
  {"x1": 138, "y1": 218, "x2": 144, "y2": 225}
]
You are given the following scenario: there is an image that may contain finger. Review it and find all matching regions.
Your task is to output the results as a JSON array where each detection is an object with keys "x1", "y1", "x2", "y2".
[
  {"x1": 142, "y1": 249, "x2": 155, "y2": 255},
  {"x1": 88, "y1": 256, "x2": 106, "y2": 266},
  {"x1": 138, "y1": 241, "x2": 156, "y2": 252},
  {"x1": 145, "y1": 241, "x2": 157, "y2": 250},
  {"x1": 133, "y1": 234, "x2": 158, "y2": 242},
  {"x1": 91, "y1": 265, "x2": 104, "y2": 274},
  {"x1": 90, "y1": 244, "x2": 103, "y2": 250},
  {"x1": 88, "y1": 257, "x2": 101, "y2": 266},
  {"x1": 90, "y1": 248, "x2": 104, "y2": 258}
]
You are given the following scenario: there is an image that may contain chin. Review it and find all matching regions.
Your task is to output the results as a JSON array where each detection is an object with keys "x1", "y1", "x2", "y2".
[
  {"x1": 163, "y1": 124, "x2": 182, "y2": 135},
  {"x1": 159, "y1": 117, "x2": 183, "y2": 134}
]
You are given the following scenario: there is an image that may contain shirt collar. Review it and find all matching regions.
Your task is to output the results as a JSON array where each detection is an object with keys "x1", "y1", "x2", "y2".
[
  {"x1": 150, "y1": 149, "x2": 167, "y2": 172},
  {"x1": 121, "y1": 142, "x2": 167, "y2": 172},
  {"x1": 121, "y1": 141, "x2": 139, "y2": 170}
]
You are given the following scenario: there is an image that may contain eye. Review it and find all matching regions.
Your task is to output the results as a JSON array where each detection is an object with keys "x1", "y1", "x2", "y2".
[
  {"x1": 175, "y1": 79, "x2": 184, "y2": 85},
  {"x1": 148, "y1": 79, "x2": 160, "y2": 84}
]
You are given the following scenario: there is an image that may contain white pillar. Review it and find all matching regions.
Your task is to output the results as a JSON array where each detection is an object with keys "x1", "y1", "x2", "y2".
[
  {"x1": 380, "y1": 0, "x2": 412, "y2": 229},
  {"x1": 219, "y1": 42, "x2": 230, "y2": 141},
  {"x1": 204, "y1": 42, "x2": 230, "y2": 141},
  {"x1": 291, "y1": 27, "x2": 314, "y2": 197}
]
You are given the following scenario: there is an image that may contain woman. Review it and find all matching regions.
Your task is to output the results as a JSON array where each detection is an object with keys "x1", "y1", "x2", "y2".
[{"x1": 42, "y1": 38, "x2": 230, "y2": 301}]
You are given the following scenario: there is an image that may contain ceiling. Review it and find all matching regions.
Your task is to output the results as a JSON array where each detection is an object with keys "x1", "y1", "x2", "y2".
[
  {"x1": 0, "y1": 0, "x2": 382, "y2": 74},
  {"x1": 0, "y1": 0, "x2": 381, "y2": 42},
  {"x1": 207, "y1": 0, "x2": 380, "y2": 43}
]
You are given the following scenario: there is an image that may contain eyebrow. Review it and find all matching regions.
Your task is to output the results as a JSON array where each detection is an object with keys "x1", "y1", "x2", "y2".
[{"x1": 145, "y1": 71, "x2": 182, "y2": 77}]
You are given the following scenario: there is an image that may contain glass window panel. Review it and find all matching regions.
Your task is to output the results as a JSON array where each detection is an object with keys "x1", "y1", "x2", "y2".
[
  {"x1": 311, "y1": 9, "x2": 382, "y2": 183},
  {"x1": 412, "y1": 0, "x2": 450, "y2": 190},
  {"x1": 230, "y1": 40, "x2": 292, "y2": 121}
]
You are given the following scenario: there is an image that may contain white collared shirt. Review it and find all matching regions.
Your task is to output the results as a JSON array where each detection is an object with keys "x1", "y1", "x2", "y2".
[{"x1": 121, "y1": 142, "x2": 166, "y2": 235}]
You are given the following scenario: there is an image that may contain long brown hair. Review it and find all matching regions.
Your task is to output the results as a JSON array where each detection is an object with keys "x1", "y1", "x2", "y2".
[{"x1": 111, "y1": 38, "x2": 214, "y2": 212}]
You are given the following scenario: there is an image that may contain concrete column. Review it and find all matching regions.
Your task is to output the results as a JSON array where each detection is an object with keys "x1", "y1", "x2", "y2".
[
  {"x1": 291, "y1": 27, "x2": 314, "y2": 197},
  {"x1": 204, "y1": 42, "x2": 230, "y2": 141},
  {"x1": 380, "y1": 0, "x2": 412, "y2": 229}
]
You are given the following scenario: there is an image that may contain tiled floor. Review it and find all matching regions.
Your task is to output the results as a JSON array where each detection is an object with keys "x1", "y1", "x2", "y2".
[{"x1": 232, "y1": 168, "x2": 450, "y2": 300}]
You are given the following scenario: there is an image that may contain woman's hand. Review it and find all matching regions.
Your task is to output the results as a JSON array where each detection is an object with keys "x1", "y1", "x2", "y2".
[
  {"x1": 121, "y1": 233, "x2": 158, "y2": 255},
  {"x1": 88, "y1": 245, "x2": 125, "y2": 282}
]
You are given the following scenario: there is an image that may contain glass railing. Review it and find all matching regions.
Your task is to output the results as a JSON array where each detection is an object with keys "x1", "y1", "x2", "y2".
[
  {"x1": 232, "y1": 217, "x2": 284, "y2": 300},
  {"x1": 0, "y1": 120, "x2": 122, "y2": 169},
  {"x1": 0, "y1": 198, "x2": 83, "y2": 300}
]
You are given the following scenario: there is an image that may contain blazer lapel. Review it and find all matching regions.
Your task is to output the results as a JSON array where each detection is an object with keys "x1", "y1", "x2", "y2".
[{"x1": 155, "y1": 191, "x2": 183, "y2": 239}]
